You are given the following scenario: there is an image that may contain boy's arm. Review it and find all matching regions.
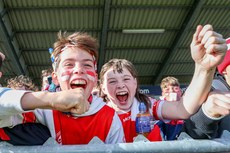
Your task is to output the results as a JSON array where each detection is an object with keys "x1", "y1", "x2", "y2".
[
  {"x1": 161, "y1": 25, "x2": 227, "y2": 120},
  {"x1": 0, "y1": 87, "x2": 89, "y2": 116}
]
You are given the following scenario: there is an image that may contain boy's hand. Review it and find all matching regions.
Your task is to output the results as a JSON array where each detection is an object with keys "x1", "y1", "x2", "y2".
[
  {"x1": 52, "y1": 88, "x2": 90, "y2": 114},
  {"x1": 190, "y1": 25, "x2": 227, "y2": 71}
]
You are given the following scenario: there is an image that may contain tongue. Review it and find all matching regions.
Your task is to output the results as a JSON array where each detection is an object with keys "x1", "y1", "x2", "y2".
[{"x1": 117, "y1": 95, "x2": 128, "y2": 102}]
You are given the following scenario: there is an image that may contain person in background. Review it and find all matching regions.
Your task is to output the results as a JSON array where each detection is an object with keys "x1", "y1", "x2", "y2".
[
  {"x1": 7, "y1": 75, "x2": 38, "y2": 91},
  {"x1": 0, "y1": 32, "x2": 124, "y2": 144},
  {"x1": 41, "y1": 68, "x2": 60, "y2": 92},
  {"x1": 0, "y1": 52, "x2": 5, "y2": 87},
  {"x1": 160, "y1": 76, "x2": 182, "y2": 102},
  {"x1": 183, "y1": 37, "x2": 230, "y2": 139},
  {"x1": 41, "y1": 68, "x2": 53, "y2": 91},
  {"x1": 0, "y1": 51, "x2": 89, "y2": 145},
  {"x1": 159, "y1": 76, "x2": 184, "y2": 140},
  {"x1": 99, "y1": 24, "x2": 227, "y2": 143}
]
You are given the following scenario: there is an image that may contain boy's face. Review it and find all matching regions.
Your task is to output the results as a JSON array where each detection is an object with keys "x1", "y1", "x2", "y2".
[
  {"x1": 52, "y1": 47, "x2": 98, "y2": 99},
  {"x1": 161, "y1": 84, "x2": 182, "y2": 101},
  {"x1": 101, "y1": 67, "x2": 137, "y2": 112}
]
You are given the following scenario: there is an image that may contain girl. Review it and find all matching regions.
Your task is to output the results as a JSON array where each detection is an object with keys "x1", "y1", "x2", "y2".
[{"x1": 99, "y1": 25, "x2": 227, "y2": 142}]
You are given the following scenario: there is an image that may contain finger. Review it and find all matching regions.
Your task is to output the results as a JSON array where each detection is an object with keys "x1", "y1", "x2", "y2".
[
  {"x1": 85, "y1": 102, "x2": 90, "y2": 111},
  {"x1": 206, "y1": 44, "x2": 228, "y2": 55},
  {"x1": 204, "y1": 37, "x2": 226, "y2": 49},
  {"x1": 198, "y1": 24, "x2": 213, "y2": 41},
  {"x1": 210, "y1": 105, "x2": 230, "y2": 116},
  {"x1": 191, "y1": 25, "x2": 203, "y2": 46},
  {"x1": 201, "y1": 31, "x2": 223, "y2": 46},
  {"x1": 71, "y1": 106, "x2": 84, "y2": 115}
]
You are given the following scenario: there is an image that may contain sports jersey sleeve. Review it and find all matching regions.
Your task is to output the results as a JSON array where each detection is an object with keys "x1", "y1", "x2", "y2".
[
  {"x1": 0, "y1": 88, "x2": 32, "y2": 128},
  {"x1": 150, "y1": 98, "x2": 171, "y2": 123},
  {"x1": 105, "y1": 112, "x2": 125, "y2": 144},
  {"x1": 0, "y1": 88, "x2": 30, "y2": 116}
]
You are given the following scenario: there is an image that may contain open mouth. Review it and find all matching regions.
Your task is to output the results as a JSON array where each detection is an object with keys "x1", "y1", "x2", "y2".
[
  {"x1": 70, "y1": 79, "x2": 87, "y2": 89},
  {"x1": 116, "y1": 91, "x2": 128, "y2": 104}
]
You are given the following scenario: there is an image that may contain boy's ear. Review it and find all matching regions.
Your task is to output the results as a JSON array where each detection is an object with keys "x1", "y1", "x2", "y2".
[
  {"x1": 0, "y1": 71, "x2": 2, "y2": 78},
  {"x1": 52, "y1": 72, "x2": 59, "y2": 86}
]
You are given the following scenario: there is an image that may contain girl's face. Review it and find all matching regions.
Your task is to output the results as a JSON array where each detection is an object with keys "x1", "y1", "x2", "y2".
[
  {"x1": 52, "y1": 47, "x2": 98, "y2": 99},
  {"x1": 101, "y1": 67, "x2": 137, "y2": 112}
]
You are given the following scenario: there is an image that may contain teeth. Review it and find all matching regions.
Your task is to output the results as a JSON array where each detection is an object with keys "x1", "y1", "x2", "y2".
[
  {"x1": 117, "y1": 91, "x2": 127, "y2": 95},
  {"x1": 71, "y1": 80, "x2": 86, "y2": 85}
]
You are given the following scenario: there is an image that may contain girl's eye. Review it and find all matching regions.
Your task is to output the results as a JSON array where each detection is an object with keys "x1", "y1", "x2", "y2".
[
  {"x1": 124, "y1": 78, "x2": 130, "y2": 81},
  {"x1": 109, "y1": 80, "x2": 117, "y2": 84}
]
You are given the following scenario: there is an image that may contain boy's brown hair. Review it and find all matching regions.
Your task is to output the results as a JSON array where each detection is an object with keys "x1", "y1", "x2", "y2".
[
  {"x1": 160, "y1": 76, "x2": 180, "y2": 90},
  {"x1": 52, "y1": 32, "x2": 99, "y2": 71},
  {"x1": 7, "y1": 75, "x2": 38, "y2": 91}
]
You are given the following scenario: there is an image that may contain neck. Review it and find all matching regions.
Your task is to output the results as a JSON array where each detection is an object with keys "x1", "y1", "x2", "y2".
[{"x1": 107, "y1": 101, "x2": 131, "y2": 114}]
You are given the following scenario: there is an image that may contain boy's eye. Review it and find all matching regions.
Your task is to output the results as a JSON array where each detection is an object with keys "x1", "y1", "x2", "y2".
[
  {"x1": 84, "y1": 63, "x2": 93, "y2": 68},
  {"x1": 64, "y1": 63, "x2": 74, "y2": 67}
]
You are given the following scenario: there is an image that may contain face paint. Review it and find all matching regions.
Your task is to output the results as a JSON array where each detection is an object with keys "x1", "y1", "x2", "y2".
[
  {"x1": 86, "y1": 70, "x2": 96, "y2": 82},
  {"x1": 61, "y1": 70, "x2": 72, "y2": 82},
  {"x1": 169, "y1": 92, "x2": 177, "y2": 101}
]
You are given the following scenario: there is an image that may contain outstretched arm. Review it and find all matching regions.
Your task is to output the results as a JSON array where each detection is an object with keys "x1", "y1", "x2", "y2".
[
  {"x1": 0, "y1": 87, "x2": 89, "y2": 116},
  {"x1": 161, "y1": 25, "x2": 227, "y2": 120}
]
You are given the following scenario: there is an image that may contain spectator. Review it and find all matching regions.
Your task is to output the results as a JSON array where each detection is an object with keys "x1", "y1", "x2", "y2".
[
  {"x1": 99, "y1": 25, "x2": 227, "y2": 143},
  {"x1": 0, "y1": 52, "x2": 88, "y2": 145},
  {"x1": 183, "y1": 37, "x2": 230, "y2": 139},
  {"x1": 160, "y1": 76, "x2": 182, "y2": 101},
  {"x1": 100, "y1": 59, "x2": 164, "y2": 142},
  {"x1": 7, "y1": 75, "x2": 38, "y2": 91},
  {"x1": 159, "y1": 76, "x2": 184, "y2": 140},
  {"x1": 41, "y1": 69, "x2": 53, "y2": 91},
  {"x1": 0, "y1": 32, "x2": 124, "y2": 144}
]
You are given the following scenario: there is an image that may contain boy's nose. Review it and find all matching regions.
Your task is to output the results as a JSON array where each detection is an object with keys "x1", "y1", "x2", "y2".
[{"x1": 73, "y1": 66, "x2": 84, "y2": 74}]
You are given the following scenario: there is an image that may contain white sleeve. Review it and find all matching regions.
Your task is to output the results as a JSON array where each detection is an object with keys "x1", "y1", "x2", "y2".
[
  {"x1": 105, "y1": 112, "x2": 125, "y2": 144},
  {"x1": 0, "y1": 88, "x2": 30, "y2": 116},
  {"x1": 0, "y1": 88, "x2": 31, "y2": 128}
]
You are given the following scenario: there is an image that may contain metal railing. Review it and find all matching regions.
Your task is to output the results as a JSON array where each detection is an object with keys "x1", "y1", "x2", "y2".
[{"x1": 0, "y1": 132, "x2": 230, "y2": 153}]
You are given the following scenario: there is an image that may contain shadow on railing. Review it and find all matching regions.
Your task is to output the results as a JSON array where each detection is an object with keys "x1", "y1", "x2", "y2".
[{"x1": 1, "y1": 131, "x2": 230, "y2": 153}]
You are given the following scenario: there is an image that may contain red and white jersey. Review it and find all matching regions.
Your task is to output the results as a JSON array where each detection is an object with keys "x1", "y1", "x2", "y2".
[
  {"x1": 0, "y1": 89, "x2": 125, "y2": 144},
  {"x1": 115, "y1": 98, "x2": 164, "y2": 142}
]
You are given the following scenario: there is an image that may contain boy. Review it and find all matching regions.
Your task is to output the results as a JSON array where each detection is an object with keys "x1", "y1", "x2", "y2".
[
  {"x1": 0, "y1": 52, "x2": 89, "y2": 145},
  {"x1": 0, "y1": 32, "x2": 124, "y2": 144}
]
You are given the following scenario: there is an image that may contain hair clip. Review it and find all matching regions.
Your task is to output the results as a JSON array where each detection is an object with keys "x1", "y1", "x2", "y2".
[{"x1": 48, "y1": 48, "x2": 55, "y2": 63}]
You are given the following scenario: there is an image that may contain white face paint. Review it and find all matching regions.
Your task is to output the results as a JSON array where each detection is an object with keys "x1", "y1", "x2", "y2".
[
  {"x1": 86, "y1": 70, "x2": 96, "y2": 82},
  {"x1": 53, "y1": 47, "x2": 98, "y2": 99},
  {"x1": 169, "y1": 92, "x2": 177, "y2": 101},
  {"x1": 61, "y1": 71, "x2": 71, "y2": 82}
]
